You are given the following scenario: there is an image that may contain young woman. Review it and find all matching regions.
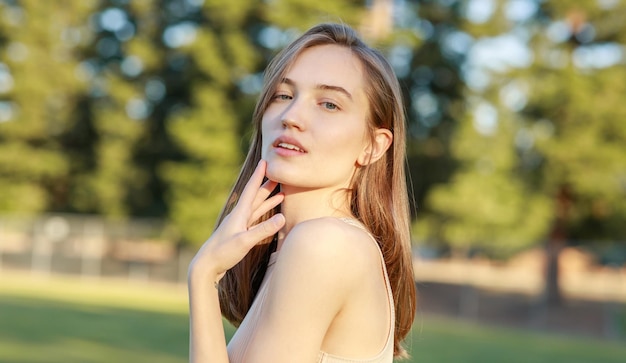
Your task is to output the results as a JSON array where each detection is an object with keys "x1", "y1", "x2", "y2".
[{"x1": 188, "y1": 23, "x2": 416, "y2": 362}]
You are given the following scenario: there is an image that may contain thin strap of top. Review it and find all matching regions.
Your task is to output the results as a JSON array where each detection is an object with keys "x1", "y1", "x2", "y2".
[{"x1": 316, "y1": 218, "x2": 395, "y2": 363}]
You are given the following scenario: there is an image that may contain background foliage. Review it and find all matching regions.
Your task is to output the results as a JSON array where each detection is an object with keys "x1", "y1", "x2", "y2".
[{"x1": 0, "y1": 0, "x2": 624, "y2": 257}]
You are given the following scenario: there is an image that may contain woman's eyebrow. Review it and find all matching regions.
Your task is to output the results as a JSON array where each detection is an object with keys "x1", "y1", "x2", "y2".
[
  {"x1": 281, "y1": 77, "x2": 353, "y2": 100},
  {"x1": 280, "y1": 77, "x2": 295, "y2": 87},
  {"x1": 316, "y1": 84, "x2": 353, "y2": 100}
]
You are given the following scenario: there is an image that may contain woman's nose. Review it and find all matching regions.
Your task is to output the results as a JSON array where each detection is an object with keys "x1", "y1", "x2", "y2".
[
  {"x1": 281, "y1": 117, "x2": 303, "y2": 130},
  {"x1": 280, "y1": 98, "x2": 306, "y2": 130}
]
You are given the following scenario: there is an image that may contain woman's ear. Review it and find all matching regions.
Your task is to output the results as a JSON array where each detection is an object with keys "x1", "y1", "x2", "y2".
[{"x1": 357, "y1": 128, "x2": 393, "y2": 166}]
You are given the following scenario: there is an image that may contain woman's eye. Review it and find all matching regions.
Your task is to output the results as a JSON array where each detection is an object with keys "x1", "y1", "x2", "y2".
[
  {"x1": 273, "y1": 94, "x2": 292, "y2": 101},
  {"x1": 322, "y1": 102, "x2": 338, "y2": 111}
]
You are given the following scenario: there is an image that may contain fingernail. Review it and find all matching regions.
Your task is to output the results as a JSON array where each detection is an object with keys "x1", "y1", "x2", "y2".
[{"x1": 272, "y1": 213, "x2": 285, "y2": 226}]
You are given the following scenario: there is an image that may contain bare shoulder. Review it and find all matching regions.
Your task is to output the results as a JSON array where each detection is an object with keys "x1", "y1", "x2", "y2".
[{"x1": 277, "y1": 217, "x2": 381, "y2": 281}]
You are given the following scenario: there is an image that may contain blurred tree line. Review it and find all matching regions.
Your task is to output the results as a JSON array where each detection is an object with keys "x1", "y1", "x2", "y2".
[{"x1": 1, "y1": 0, "x2": 625, "y2": 296}]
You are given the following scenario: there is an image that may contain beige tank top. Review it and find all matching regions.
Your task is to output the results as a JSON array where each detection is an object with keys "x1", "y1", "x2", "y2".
[{"x1": 227, "y1": 218, "x2": 395, "y2": 363}]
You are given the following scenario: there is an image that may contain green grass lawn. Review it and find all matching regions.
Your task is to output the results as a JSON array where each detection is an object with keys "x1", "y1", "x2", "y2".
[{"x1": 1, "y1": 273, "x2": 624, "y2": 363}]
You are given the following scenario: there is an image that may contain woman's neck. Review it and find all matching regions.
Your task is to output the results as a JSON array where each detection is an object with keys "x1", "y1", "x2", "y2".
[{"x1": 276, "y1": 185, "x2": 352, "y2": 249}]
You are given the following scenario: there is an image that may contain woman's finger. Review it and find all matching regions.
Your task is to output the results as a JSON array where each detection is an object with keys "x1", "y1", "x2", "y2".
[
  {"x1": 237, "y1": 160, "x2": 268, "y2": 211},
  {"x1": 251, "y1": 179, "x2": 279, "y2": 211},
  {"x1": 241, "y1": 213, "x2": 285, "y2": 249},
  {"x1": 248, "y1": 193, "x2": 284, "y2": 226}
]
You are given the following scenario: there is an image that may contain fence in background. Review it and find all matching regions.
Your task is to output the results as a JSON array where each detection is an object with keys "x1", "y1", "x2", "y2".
[
  {"x1": 0, "y1": 214, "x2": 194, "y2": 283},
  {"x1": 412, "y1": 246, "x2": 626, "y2": 339}
]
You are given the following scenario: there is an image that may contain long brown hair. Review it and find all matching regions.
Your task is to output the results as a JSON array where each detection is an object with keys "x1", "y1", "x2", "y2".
[{"x1": 217, "y1": 23, "x2": 416, "y2": 358}]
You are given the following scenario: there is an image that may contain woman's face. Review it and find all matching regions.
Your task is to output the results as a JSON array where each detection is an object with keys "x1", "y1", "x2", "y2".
[{"x1": 261, "y1": 44, "x2": 371, "y2": 191}]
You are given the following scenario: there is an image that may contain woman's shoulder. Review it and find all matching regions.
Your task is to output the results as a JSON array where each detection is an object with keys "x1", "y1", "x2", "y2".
[{"x1": 278, "y1": 217, "x2": 381, "y2": 278}]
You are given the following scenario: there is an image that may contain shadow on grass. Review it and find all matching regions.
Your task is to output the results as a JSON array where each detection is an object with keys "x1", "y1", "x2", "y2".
[{"x1": 410, "y1": 315, "x2": 626, "y2": 363}]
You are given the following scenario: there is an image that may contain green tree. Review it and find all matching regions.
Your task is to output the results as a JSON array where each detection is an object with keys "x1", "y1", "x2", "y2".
[
  {"x1": 521, "y1": 0, "x2": 626, "y2": 303},
  {"x1": 400, "y1": 0, "x2": 468, "y2": 212},
  {"x1": 59, "y1": 0, "x2": 161, "y2": 218},
  {"x1": 414, "y1": 0, "x2": 626, "y2": 303},
  {"x1": 0, "y1": 0, "x2": 97, "y2": 214}
]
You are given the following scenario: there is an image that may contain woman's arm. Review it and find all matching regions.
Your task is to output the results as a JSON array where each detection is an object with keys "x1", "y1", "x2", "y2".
[
  {"x1": 188, "y1": 160, "x2": 285, "y2": 363},
  {"x1": 188, "y1": 275, "x2": 227, "y2": 362}
]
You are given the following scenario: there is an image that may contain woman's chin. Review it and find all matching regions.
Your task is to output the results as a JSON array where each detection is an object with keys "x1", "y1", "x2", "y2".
[
  {"x1": 265, "y1": 169, "x2": 300, "y2": 188},
  {"x1": 265, "y1": 161, "x2": 322, "y2": 189},
  {"x1": 264, "y1": 163, "x2": 286, "y2": 184}
]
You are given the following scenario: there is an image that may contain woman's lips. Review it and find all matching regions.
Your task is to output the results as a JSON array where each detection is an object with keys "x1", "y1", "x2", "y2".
[
  {"x1": 272, "y1": 136, "x2": 307, "y2": 155},
  {"x1": 276, "y1": 142, "x2": 305, "y2": 152}
]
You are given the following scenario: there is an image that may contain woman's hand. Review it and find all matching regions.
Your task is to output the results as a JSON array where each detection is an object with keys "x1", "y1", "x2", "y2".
[{"x1": 188, "y1": 159, "x2": 285, "y2": 283}]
